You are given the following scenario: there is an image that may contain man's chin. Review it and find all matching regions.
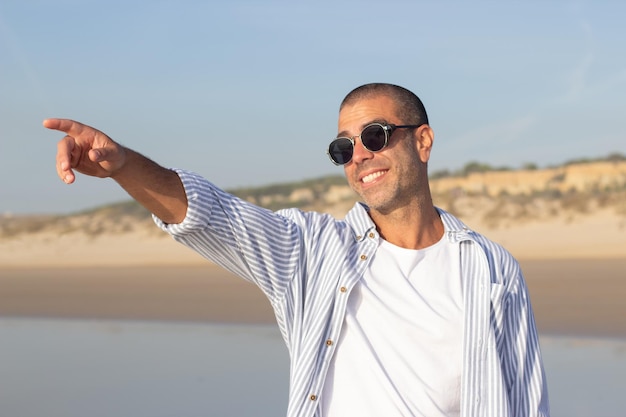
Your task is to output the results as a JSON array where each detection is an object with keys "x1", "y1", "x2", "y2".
[{"x1": 359, "y1": 194, "x2": 391, "y2": 213}]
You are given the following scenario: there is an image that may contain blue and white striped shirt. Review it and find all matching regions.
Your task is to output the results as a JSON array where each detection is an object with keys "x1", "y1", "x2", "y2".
[{"x1": 156, "y1": 170, "x2": 550, "y2": 417}]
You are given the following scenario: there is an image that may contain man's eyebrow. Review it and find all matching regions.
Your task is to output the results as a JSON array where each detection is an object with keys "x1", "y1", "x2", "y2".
[{"x1": 336, "y1": 118, "x2": 389, "y2": 138}]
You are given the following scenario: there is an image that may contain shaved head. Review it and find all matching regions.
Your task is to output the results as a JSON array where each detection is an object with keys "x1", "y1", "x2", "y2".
[{"x1": 340, "y1": 83, "x2": 429, "y2": 126}]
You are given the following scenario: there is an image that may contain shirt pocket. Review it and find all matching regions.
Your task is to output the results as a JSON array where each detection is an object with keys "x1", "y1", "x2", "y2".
[
  {"x1": 490, "y1": 283, "x2": 507, "y2": 331},
  {"x1": 490, "y1": 283, "x2": 506, "y2": 308}
]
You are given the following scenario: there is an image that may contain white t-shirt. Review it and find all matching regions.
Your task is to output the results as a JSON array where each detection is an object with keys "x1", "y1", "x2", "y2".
[{"x1": 321, "y1": 235, "x2": 464, "y2": 417}]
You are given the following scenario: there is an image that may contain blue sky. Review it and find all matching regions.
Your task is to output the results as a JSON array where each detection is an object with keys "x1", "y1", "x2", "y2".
[{"x1": 1, "y1": 0, "x2": 624, "y2": 214}]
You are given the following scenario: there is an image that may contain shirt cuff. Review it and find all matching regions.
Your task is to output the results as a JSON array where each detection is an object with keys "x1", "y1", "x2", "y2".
[{"x1": 152, "y1": 168, "x2": 216, "y2": 236}]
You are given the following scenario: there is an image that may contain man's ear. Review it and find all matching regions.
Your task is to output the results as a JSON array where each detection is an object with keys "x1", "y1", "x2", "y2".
[{"x1": 416, "y1": 125, "x2": 434, "y2": 163}]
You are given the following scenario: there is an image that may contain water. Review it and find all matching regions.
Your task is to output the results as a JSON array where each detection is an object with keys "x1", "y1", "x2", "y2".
[
  {"x1": 1, "y1": 318, "x2": 625, "y2": 417},
  {"x1": 540, "y1": 336, "x2": 626, "y2": 416},
  {"x1": 0, "y1": 319, "x2": 289, "y2": 417}
]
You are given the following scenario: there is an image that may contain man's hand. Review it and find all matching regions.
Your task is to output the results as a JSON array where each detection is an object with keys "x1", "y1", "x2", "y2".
[
  {"x1": 43, "y1": 118, "x2": 127, "y2": 184},
  {"x1": 43, "y1": 118, "x2": 188, "y2": 223}
]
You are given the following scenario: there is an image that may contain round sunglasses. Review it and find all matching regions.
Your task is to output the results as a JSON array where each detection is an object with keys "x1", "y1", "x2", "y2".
[{"x1": 327, "y1": 122, "x2": 423, "y2": 165}]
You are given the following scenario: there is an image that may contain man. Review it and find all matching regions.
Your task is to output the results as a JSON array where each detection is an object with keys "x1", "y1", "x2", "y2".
[{"x1": 45, "y1": 83, "x2": 549, "y2": 416}]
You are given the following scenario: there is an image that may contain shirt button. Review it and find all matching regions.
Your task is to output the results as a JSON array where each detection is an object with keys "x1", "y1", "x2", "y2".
[
  {"x1": 340, "y1": 286, "x2": 347, "y2": 293},
  {"x1": 310, "y1": 394, "x2": 317, "y2": 401},
  {"x1": 360, "y1": 254, "x2": 367, "y2": 260},
  {"x1": 368, "y1": 232, "x2": 375, "y2": 238},
  {"x1": 326, "y1": 339, "x2": 333, "y2": 346},
  {"x1": 355, "y1": 235, "x2": 362, "y2": 241}
]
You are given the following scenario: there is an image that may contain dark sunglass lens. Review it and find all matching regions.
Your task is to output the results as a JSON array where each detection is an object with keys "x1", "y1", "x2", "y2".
[
  {"x1": 361, "y1": 125, "x2": 387, "y2": 152},
  {"x1": 329, "y1": 138, "x2": 353, "y2": 164}
]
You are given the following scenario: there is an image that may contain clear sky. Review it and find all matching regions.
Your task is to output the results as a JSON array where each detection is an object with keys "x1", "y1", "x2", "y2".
[{"x1": 1, "y1": 0, "x2": 624, "y2": 214}]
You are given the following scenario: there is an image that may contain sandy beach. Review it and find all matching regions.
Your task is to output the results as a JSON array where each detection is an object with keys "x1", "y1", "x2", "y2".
[{"x1": 2, "y1": 258, "x2": 625, "y2": 338}]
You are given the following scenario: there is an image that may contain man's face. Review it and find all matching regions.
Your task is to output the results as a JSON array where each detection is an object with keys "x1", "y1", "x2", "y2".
[{"x1": 337, "y1": 94, "x2": 431, "y2": 214}]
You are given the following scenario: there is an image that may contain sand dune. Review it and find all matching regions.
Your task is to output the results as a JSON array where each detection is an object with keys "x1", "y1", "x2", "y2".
[{"x1": 1, "y1": 207, "x2": 624, "y2": 268}]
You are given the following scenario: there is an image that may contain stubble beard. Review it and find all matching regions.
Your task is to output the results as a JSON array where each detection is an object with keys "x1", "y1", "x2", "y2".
[{"x1": 352, "y1": 176, "x2": 410, "y2": 215}]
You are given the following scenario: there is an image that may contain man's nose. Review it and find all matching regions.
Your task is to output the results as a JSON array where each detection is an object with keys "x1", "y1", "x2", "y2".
[{"x1": 350, "y1": 137, "x2": 373, "y2": 164}]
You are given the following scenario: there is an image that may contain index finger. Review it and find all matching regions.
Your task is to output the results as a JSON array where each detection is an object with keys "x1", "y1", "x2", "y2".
[{"x1": 43, "y1": 118, "x2": 94, "y2": 138}]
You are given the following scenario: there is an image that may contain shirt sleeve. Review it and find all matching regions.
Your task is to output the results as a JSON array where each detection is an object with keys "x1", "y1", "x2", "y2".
[{"x1": 153, "y1": 169, "x2": 303, "y2": 304}]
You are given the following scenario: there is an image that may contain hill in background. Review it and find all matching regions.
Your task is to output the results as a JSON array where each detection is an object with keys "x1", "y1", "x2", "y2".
[{"x1": 2, "y1": 154, "x2": 625, "y2": 240}]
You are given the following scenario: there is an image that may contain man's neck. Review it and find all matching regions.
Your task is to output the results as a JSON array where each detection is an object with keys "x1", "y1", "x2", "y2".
[{"x1": 369, "y1": 202, "x2": 444, "y2": 250}]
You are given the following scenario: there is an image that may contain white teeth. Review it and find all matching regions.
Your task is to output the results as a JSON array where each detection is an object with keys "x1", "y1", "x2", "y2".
[{"x1": 362, "y1": 171, "x2": 385, "y2": 183}]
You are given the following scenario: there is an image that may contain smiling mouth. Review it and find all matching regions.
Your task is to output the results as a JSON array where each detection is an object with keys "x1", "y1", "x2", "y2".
[{"x1": 361, "y1": 170, "x2": 387, "y2": 184}]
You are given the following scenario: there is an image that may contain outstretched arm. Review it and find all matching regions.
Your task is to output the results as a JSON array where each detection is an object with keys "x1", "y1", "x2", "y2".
[{"x1": 44, "y1": 118, "x2": 187, "y2": 224}]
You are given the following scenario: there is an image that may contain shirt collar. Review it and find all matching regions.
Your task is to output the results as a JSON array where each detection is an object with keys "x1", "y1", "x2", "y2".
[
  {"x1": 344, "y1": 203, "x2": 475, "y2": 244},
  {"x1": 344, "y1": 202, "x2": 377, "y2": 242},
  {"x1": 437, "y1": 207, "x2": 475, "y2": 243}
]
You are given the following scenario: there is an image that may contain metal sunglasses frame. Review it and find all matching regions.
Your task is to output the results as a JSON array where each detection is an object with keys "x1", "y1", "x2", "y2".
[{"x1": 327, "y1": 122, "x2": 424, "y2": 165}]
